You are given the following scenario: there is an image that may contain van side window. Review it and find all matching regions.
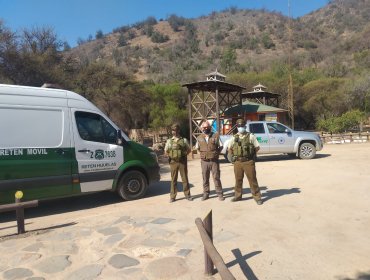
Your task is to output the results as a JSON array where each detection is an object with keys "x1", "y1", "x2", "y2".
[
  {"x1": 75, "y1": 112, "x2": 117, "y2": 144},
  {"x1": 249, "y1": 123, "x2": 265, "y2": 134}
]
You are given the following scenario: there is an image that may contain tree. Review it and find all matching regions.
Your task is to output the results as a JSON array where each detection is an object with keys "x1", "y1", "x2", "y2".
[
  {"x1": 148, "y1": 83, "x2": 188, "y2": 131},
  {"x1": 95, "y1": 30, "x2": 104, "y2": 39}
]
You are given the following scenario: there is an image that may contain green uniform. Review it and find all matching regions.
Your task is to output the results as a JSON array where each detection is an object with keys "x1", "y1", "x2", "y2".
[
  {"x1": 165, "y1": 136, "x2": 191, "y2": 199},
  {"x1": 228, "y1": 132, "x2": 262, "y2": 201}
]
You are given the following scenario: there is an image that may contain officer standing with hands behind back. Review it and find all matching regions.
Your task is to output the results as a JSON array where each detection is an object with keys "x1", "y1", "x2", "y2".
[
  {"x1": 195, "y1": 120, "x2": 224, "y2": 201},
  {"x1": 228, "y1": 119, "x2": 263, "y2": 205},
  {"x1": 165, "y1": 124, "x2": 193, "y2": 203}
]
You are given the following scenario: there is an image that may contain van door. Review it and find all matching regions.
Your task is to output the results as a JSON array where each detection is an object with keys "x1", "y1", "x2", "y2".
[
  {"x1": 248, "y1": 123, "x2": 270, "y2": 153},
  {"x1": 71, "y1": 110, "x2": 123, "y2": 193},
  {"x1": 266, "y1": 122, "x2": 295, "y2": 153}
]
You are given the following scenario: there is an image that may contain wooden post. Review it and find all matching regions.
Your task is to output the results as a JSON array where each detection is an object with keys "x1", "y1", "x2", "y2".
[
  {"x1": 195, "y1": 217, "x2": 236, "y2": 280},
  {"x1": 203, "y1": 210, "x2": 213, "y2": 275},
  {"x1": 15, "y1": 197, "x2": 25, "y2": 234}
]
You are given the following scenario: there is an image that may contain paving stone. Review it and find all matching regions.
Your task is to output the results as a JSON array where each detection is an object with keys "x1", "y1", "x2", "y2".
[
  {"x1": 26, "y1": 277, "x2": 45, "y2": 280},
  {"x1": 37, "y1": 232, "x2": 74, "y2": 242},
  {"x1": 113, "y1": 216, "x2": 131, "y2": 224},
  {"x1": 97, "y1": 227, "x2": 121, "y2": 236},
  {"x1": 108, "y1": 254, "x2": 140, "y2": 269},
  {"x1": 22, "y1": 242, "x2": 44, "y2": 252},
  {"x1": 49, "y1": 242, "x2": 78, "y2": 254},
  {"x1": 3, "y1": 267, "x2": 33, "y2": 279},
  {"x1": 150, "y1": 217, "x2": 175, "y2": 224},
  {"x1": 9, "y1": 253, "x2": 41, "y2": 266},
  {"x1": 141, "y1": 238, "x2": 175, "y2": 248},
  {"x1": 66, "y1": 264, "x2": 104, "y2": 280},
  {"x1": 1, "y1": 240, "x2": 17, "y2": 248},
  {"x1": 176, "y1": 249, "x2": 192, "y2": 257},
  {"x1": 144, "y1": 257, "x2": 188, "y2": 278},
  {"x1": 34, "y1": 255, "x2": 71, "y2": 274},
  {"x1": 77, "y1": 228, "x2": 93, "y2": 237},
  {"x1": 104, "y1": 233, "x2": 125, "y2": 245}
]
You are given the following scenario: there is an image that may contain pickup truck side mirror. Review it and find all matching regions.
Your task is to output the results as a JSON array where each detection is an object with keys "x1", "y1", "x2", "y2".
[{"x1": 285, "y1": 128, "x2": 292, "y2": 134}]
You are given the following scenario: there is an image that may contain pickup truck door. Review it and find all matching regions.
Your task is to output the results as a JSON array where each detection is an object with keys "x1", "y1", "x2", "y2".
[
  {"x1": 248, "y1": 123, "x2": 270, "y2": 153},
  {"x1": 266, "y1": 122, "x2": 295, "y2": 153}
]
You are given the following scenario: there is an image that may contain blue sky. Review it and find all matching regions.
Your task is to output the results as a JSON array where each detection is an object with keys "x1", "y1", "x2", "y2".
[{"x1": 0, "y1": 0, "x2": 329, "y2": 47}]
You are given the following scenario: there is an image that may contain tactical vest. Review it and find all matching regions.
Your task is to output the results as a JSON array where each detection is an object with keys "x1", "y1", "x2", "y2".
[
  {"x1": 232, "y1": 133, "x2": 255, "y2": 160},
  {"x1": 168, "y1": 137, "x2": 187, "y2": 160},
  {"x1": 197, "y1": 133, "x2": 219, "y2": 160}
]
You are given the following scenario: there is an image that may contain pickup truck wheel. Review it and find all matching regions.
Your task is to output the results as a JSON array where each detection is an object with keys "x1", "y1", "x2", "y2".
[
  {"x1": 299, "y1": 143, "x2": 316, "y2": 159},
  {"x1": 117, "y1": 170, "x2": 147, "y2": 200}
]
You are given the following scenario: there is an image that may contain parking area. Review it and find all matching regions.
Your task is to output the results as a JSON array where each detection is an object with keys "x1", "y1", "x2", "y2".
[{"x1": 1, "y1": 143, "x2": 369, "y2": 279}]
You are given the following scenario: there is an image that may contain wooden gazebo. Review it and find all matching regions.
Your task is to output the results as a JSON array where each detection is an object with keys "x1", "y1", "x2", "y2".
[
  {"x1": 242, "y1": 83, "x2": 281, "y2": 107},
  {"x1": 182, "y1": 70, "x2": 245, "y2": 147}
]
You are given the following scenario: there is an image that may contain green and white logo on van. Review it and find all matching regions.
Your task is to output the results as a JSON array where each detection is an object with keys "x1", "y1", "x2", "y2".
[{"x1": 95, "y1": 149, "x2": 105, "y2": 160}]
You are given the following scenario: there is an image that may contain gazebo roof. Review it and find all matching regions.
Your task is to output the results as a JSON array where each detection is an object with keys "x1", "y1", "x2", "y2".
[
  {"x1": 224, "y1": 100, "x2": 287, "y2": 115},
  {"x1": 182, "y1": 80, "x2": 245, "y2": 92}
]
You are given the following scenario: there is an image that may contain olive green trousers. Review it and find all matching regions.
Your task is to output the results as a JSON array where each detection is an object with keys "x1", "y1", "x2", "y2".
[
  {"x1": 170, "y1": 160, "x2": 191, "y2": 199},
  {"x1": 233, "y1": 159, "x2": 261, "y2": 201}
]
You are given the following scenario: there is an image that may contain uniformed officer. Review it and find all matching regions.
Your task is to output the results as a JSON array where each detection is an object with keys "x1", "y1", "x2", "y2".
[
  {"x1": 228, "y1": 119, "x2": 263, "y2": 205},
  {"x1": 195, "y1": 120, "x2": 224, "y2": 201},
  {"x1": 164, "y1": 124, "x2": 193, "y2": 203}
]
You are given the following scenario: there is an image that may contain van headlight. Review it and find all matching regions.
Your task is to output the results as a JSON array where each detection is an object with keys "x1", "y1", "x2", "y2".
[{"x1": 150, "y1": 151, "x2": 158, "y2": 163}]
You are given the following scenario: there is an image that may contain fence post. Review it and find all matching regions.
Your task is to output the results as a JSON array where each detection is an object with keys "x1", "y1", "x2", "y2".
[
  {"x1": 15, "y1": 192, "x2": 25, "y2": 234},
  {"x1": 203, "y1": 210, "x2": 213, "y2": 275}
]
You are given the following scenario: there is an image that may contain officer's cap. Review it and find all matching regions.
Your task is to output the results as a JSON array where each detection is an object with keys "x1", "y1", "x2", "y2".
[
  {"x1": 171, "y1": 123, "x2": 180, "y2": 131},
  {"x1": 236, "y1": 119, "x2": 246, "y2": 126}
]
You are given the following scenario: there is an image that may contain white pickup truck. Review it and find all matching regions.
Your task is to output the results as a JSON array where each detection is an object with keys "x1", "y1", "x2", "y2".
[{"x1": 220, "y1": 121, "x2": 323, "y2": 161}]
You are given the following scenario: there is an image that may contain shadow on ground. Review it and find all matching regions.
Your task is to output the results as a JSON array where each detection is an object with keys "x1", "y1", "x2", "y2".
[
  {"x1": 223, "y1": 249, "x2": 262, "y2": 280},
  {"x1": 339, "y1": 271, "x2": 370, "y2": 280},
  {"x1": 219, "y1": 153, "x2": 331, "y2": 163},
  {"x1": 219, "y1": 186, "x2": 301, "y2": 203}
]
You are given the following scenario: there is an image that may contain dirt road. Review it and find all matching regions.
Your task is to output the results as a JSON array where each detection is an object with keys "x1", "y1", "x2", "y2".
[{"x1": 1, "y1": 143, "x2": 369, "y2": 279}]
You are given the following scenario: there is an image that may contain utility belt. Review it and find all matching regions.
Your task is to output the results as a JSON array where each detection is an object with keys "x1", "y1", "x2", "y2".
[
  {"x1": 234, "y1": 156, "x2": 251, "y2": 162},
  {"x1": 169, "y1": 157, "x2": 186, "y2": 163},
  {"x1": 201, "y1": 158, "x2": 218, "y2": 162}
]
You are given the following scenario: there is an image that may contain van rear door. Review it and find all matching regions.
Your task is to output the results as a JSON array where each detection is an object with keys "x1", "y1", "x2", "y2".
[{"x1": 71, "y1": 110, "x2": 123, "y2": 193}]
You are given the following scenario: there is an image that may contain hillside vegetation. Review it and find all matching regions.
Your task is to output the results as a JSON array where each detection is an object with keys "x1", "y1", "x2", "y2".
[{"x1": 0, "y1": 0, "x2": 369, "y2": 132}]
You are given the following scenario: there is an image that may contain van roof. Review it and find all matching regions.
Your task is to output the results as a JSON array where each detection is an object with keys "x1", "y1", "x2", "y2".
[{"x1": 0, "y1": 83, "x2": 85, "y2": 101}]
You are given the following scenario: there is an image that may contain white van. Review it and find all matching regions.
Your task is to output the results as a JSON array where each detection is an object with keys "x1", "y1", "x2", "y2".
[{"x1": 0, "y1": 84, "x2": 160, "y2": 204}]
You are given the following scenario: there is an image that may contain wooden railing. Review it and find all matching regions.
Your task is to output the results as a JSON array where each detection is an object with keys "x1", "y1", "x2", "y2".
[
  {"x1": 195, "y1": 210, "x2": 235, "y2": 280},
  {"x1": 320, "y1": 131, "x2": 370, "y2": 144},
  {"x1": 0, "y1": 193, "x2": 38, "y2": 234}
]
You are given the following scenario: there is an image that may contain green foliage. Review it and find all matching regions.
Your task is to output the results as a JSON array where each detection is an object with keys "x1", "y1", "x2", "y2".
[
  {"x1": 261, "y1": 33, "x2": 275, "y2": 49},
  {"x1": 148, "y1": 83, "x2": 188, "y2": 130},
  {"x1": 118, "y1": 33, "x2": 127, "y2": 47},
  {"x1": 95, "y1": 30, "x2": 104, "y2": 40},
  {"x1": 317, "y1": 110, "x2": 365, "y2": 133},
  {"x1": 167, "y1": 14, "x2": 186, "y2": 32},
  {"x1": 151, "y1": 31, "x2": 169, "y2": 43},
  {"x1": 221, "y1": 48, "x2": 237, "y2": 73}
]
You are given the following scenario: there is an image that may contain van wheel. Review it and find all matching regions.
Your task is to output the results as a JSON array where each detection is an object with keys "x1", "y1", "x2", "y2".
[
  {"x1": 117, "y1": 171, "x2": 147, "y2": 200},
  {"x1": 299, "y1": 143, "x2": 316, "y2": 159}
]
